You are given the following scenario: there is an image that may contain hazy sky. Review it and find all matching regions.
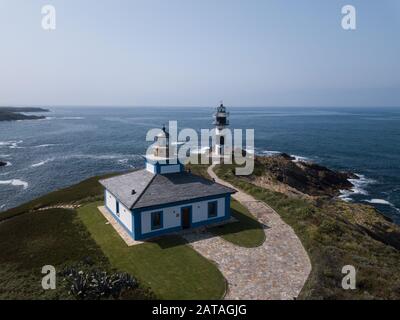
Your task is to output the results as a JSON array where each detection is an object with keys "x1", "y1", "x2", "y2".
[{"x1": 0, "y1": 0, "x2": 399, "y2": 107}]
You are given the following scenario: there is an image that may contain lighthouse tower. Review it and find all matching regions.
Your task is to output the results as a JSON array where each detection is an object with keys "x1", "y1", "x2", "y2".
[
  {"x1": 145, "y1": 126, "x2": 183, "y2": 174},
  {"x1": 213, "y1": 102, "x2": 230, "y2": 157}
]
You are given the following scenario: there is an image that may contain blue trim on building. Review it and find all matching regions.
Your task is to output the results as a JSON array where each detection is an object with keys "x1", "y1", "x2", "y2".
[
  {"x1": 191, "y1": 215, "x2": 230, "y2": 228},
  {"x1": 225, "y1": 194, "x2": 231, "y2": 219},
  {"x1": 133, "y1": 209, "x2": 141, "y2": 240},
  {"x1": 134, "y1": 192, "x2": 233, "y2": 212},
  {"x1": 135, "y1": 225, "x2": 183, "y2": 240},
  {"x1": 145, "y1": 159, "x2": 184, "y2": 174},
  {"x1": 104, "y1": 188, "x2": 233, "y2": 241}
]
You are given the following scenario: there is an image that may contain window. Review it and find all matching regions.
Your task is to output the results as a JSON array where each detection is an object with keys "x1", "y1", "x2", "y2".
[
  {"x1": 208, "y1": 201, "x2": 218, "y2": 218},
  {"x1": 116, "y1": 201, "x2": 120, "y2": 217},
  {"x1": 151, "y1": 211, "x2": 163, "y2": 230}
]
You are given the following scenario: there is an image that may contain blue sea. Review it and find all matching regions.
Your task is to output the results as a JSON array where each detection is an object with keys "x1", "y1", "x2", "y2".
[{"x1": 1, "y1": 107, "x2": 399, "y2": 223}]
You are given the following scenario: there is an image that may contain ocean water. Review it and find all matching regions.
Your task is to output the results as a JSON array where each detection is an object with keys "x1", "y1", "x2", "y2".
[{"x1": 0, "y1": 107, "x2": 399, "y2": 223}]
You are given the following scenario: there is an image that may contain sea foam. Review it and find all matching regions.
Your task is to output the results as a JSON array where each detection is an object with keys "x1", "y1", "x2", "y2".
[
  {"x1": 339, "y1": 174, "x2": 375, "y2": 202},
  {"x1": 364, "y1": 199, "x2": 400, "y2": 212},
  {"x1": 0, "y1": 179, "x2": 29, "y2": 189},
  {"x1": 0, "y1": 140, "x2": 24, "y2": 149},
  {"x1": 291, "y1": 155, "x2": 310, "y2": 163},
  {"x1": 31, "y1": 158, "x2": 55, "y2": 168},
  {"x1": 260, "y1": 150, "x2": 281, "y2": 156}
]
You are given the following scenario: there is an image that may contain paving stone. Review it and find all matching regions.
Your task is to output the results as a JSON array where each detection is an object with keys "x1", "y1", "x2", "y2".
[{"x1": 181, "y1": 165, "x2": 312, "y2": 300}]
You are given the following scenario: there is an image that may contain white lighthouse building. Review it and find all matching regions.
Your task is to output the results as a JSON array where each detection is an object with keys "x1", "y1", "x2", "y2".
[
  {"x1": 100, "y1": 125, "x2": 235, "y2": 241},
  {"x1": 213, "y1": 102, "x2": 230, "y2": 157}
]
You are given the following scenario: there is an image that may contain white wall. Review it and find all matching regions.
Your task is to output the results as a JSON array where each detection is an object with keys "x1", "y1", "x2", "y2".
[
  {"x1": 105, "y1": 190, "x2": 133, "y2": 232},
  {"x1": 192, "y1": 197, "x2": 225, "y2": 223},
  {"x1": 140, "y1": 196, "x2": 226, "y2": 235},
  {"x1": 146, "y1": 162, "x2": 156, "y2": 174}
]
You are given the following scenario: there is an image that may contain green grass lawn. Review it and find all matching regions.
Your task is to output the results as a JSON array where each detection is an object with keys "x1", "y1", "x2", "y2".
[
  {"x1": 0, "y1": 170, "x2": 261, "y2": 300},
  {"x1": 187, "y1": 163, "x2": 265, "y2": 248},
  {"x1": 0, "y1": 172, "x2": 120, "y2": 223},
  {"x1": 0, "y1": 208, "x2": 109, "y2": 299},
  {"x1": 209, "y1": 199, "x2": 265, "y2": 247},
  {"x1": 77, "y1": 202, "x2": 226, "y2": 300}
]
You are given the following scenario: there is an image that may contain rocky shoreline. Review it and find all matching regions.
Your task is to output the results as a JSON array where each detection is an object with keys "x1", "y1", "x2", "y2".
[
  {"x1": 211, "y1": 157, "x2": 400, "y2": 299},
  {"x1": 0, "y1": 107, "x2": 49, "y2": 122},
  {"x1": 250, "y1": 153, "x2": 358, "y2": 198}
]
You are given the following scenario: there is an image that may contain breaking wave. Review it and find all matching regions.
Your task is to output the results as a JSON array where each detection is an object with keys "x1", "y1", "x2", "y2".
[
  {"x1": 32, "y1": 144, "x2": 62, "y2": 148},
  {"x1": 31, "y1": 158, "x2": 55, "y2": 168},
  {"x1": 291, "y1": 155, "x2": 310, "y2": 163},
  {"x1": 364, "y1": 199, "x2": 400, "y2": 212},
  {"x1": 339, "y1": 174, "x2": 376, "y2": 202},
  {"x1": 29, "y1": 154, "x2": 143, "y2": 169},
  {"x1": 0, "y1": 179, "x2": 29, "y2": 189},
  {"x1": 260, "y1": 150, "x2": 281, "y2": 156},
  {"x1": 0, "y1": 140, "x2": 24, "y2": 149}
]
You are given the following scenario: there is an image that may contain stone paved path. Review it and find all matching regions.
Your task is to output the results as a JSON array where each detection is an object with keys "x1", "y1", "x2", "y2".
[
  {"x1": 182, "y1": 164, "x2": 312, "y2": 300},
  {"x1": 35, "y1": 204, "x2": 81, "y2": 211}
]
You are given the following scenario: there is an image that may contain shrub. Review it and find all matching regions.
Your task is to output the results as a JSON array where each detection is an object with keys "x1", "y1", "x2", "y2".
[{"x1": 60, "y1": 266, "x2": 139, "y2": 300}]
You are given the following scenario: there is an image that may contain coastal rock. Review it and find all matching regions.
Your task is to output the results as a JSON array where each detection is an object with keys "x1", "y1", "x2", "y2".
[
  {"x1": 0, "y1": 107, "x2": 49, "y2": 122},
  {"x1": 253, "y1": 154, "x2": 358, "y2": 197}
]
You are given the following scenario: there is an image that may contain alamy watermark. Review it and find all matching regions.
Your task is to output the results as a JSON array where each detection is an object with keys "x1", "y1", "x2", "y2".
[
  {"x1": 41, "y1": 5, "x2": 56, "y2": 31},
  {"x1": 146, "y1": 121, "x2": 255, "y2": 176},
  {"x1": 341, "y1": 265, "x2": 356, "y2": 290},
  {"x1": 41, "y1": 265, "x2": 56, "y2": 290},
  {"x1": 342, "y1": 5, "x2": 356, "y2": 30},
  {"x1": 39, "y1": 4, "x2": 356, "y2": 32}
]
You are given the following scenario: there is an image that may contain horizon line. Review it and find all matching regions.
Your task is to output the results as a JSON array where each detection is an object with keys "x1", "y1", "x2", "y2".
[{"x1": 1, "y1": 104, "x2": 400, "y2": 109}]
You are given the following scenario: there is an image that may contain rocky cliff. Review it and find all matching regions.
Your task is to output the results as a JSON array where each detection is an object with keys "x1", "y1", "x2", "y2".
[{"x1": 250, "y1": 153, "x2": 358, "y2": 198}]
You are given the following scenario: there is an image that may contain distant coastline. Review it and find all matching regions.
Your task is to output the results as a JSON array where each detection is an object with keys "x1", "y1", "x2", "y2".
[{"x1": 0, "y1": 107, "x2": 49, "y2": 122}]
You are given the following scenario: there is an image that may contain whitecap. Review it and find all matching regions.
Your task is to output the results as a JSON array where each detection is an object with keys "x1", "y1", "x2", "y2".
[
  {"x1": 0, "y1": 179, "x2": 29, "y2": 189},
  {"x1": 339, "y1": 174, "x2": 376, "y2": 202},
  {"x1": 0, "y1": 140, "x2": 24, "y2": 149},
  {"x1": 291, "y1": 155, "x2": 310, "y2": 163},
  {"x1": 363, "y1": 199, "x2": 400, "y2": 212},
  {"x1": 260, "y1": 150, "x2": 282, "y2": 156},
  {"x1": 32, "y1": 144, "x2": 60, "y2": 148},
  {"x1": 364, "y1": 199, "x2": 392, "y2": 205},
  {"x1": 31, "y1": 158, "x2": 55, "y2": 168},
  {"x1": 117, "y1": 158, "x2": 136, "y2": 168}
]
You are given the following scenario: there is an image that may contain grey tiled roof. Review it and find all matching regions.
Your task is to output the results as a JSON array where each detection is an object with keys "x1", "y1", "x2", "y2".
[
  {"x1": 99, "y1": 170, "x2": 155, "y2": 209},
  {"x1": 99, "y1": 169, "x2": 236, "y2": 210}
]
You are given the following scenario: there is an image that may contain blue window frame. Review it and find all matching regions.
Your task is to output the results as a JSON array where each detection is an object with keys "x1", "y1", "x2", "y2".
[
  {"x1": 116, "y1": 201, "x2": 120, "y2": 216},
  {"x1": 151, "y1": 211, "x2": 163, "y2": 230},
  {"x1": 208, "y1": 201, "x2": 218, "y2": 218}
]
